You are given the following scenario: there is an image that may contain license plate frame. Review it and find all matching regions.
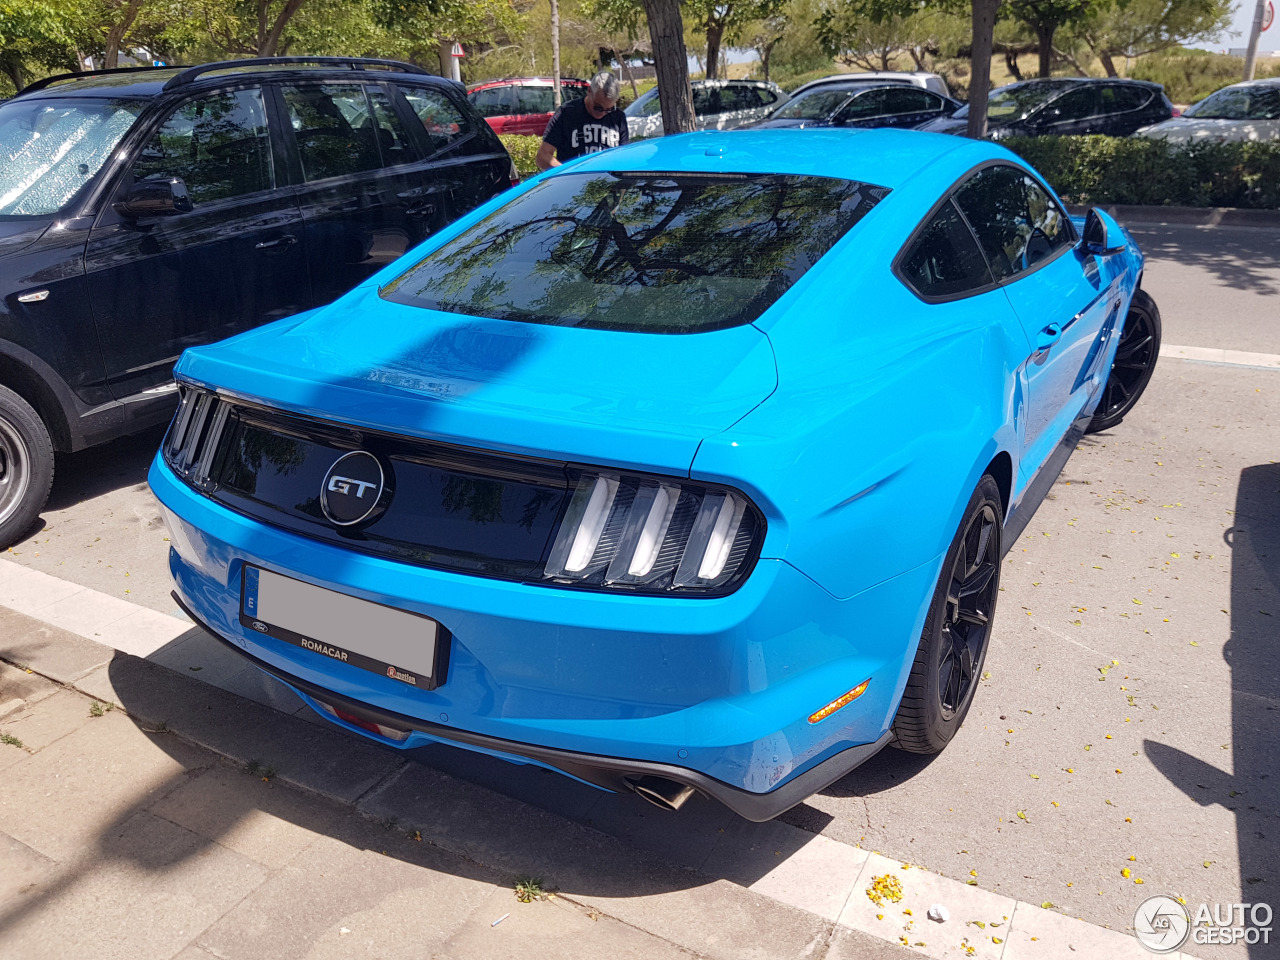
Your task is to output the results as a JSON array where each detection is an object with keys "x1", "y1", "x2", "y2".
[{"x1": 239, "y1": 565, "x2": 447, "y2": 690}]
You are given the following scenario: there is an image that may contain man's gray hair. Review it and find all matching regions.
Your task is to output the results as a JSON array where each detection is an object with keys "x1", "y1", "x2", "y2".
[{"x1": 589, "y1": 71, "x2": 621, "y2": 100}]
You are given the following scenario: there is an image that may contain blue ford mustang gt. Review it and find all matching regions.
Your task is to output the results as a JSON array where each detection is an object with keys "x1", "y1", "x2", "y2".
[{"x1": 150, "y1": 129, "x2": 1161, "y2": 820}]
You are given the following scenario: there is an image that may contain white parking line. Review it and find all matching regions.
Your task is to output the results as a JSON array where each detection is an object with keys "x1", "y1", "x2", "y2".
[{"x1": 1161, "y1": 344, "x2": 1280, "y2": 370}]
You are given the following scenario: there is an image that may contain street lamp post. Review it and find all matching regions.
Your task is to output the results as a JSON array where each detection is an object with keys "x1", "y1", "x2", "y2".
[{"x1": 1242, "y1": 0, "x2": 1268, "y2": 81}]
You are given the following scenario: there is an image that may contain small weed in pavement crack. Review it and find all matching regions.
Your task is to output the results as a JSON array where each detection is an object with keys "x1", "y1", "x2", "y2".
[
  {"x1": 1, "y1": 732, "x2": 24, "y2": 749},
  {"x1": 515, "y1": 877, "x2": 548, "y2": 902},
  {"x1": 88, "y1": 700, "x2": 115, "y2": 718}
]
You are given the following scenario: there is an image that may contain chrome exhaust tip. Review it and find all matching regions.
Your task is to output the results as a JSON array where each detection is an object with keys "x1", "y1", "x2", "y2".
[{"x1": 628, "y1": 775, "x2": 697, "y2": 811}]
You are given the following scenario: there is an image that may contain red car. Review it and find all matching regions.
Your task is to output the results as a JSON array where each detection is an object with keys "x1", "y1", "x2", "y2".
[{"x1": 467, "y1": 77, "x2": 590, "y2": 136}]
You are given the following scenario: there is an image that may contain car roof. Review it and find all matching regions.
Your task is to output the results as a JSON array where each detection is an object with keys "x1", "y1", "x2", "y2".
[
  {"x1": 468, "y1": 77, "x2": 588, "y2": 91},
  {"x1": 998, "y1": 76, "x2": 1162, "y2": 91},
  {"x1": 17, "y1": 60, "x2": 460, "y2": 101},
  {"x1": 564, "y1": 127, "x2": 994, "y2": 192}
]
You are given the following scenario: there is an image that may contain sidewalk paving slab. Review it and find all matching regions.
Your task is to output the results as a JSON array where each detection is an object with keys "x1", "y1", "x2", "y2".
[
  {"x1": 0, "y1": 605, "x2": 115, "y2": 684},
  {"x1": 0, "y1": 660, "x2": 58, "y2": 719}
]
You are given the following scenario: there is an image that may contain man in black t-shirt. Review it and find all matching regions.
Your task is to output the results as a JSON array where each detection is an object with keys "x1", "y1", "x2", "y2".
[{"x1": 536, "y1": 72, "x2": 629, "y2": 171}]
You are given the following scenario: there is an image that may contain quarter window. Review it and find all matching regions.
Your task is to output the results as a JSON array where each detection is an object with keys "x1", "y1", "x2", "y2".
[
  {"x1": 132, "y1": 89, "x2": 273, "y2": 204},
  {"x1": 399, "y1": 86, "x2": 470, "y2": 153},
  {"x1": 282, "y1": 84, "x2": 382, "y2": 182},
  {"x1": 883, "y1": 88, "x2": 942, "y2": 114},
  {"x1": 1101, "y1": 84, "x2": 1150, "y2": 113},
  {"x1": 899, "y1": 199, "x2": 992, "y2": 298}
]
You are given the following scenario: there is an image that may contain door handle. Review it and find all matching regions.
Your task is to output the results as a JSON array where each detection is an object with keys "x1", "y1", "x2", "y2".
[
  {"x1": 405, "y1": 202, "x2": 436, "y2": 218},
  {"x1": 1036, "y1": 323, "x2": 1063, "y2": 352},
  {"x1": 254, "y1": 235, "x2": 298, "y2": 251}
]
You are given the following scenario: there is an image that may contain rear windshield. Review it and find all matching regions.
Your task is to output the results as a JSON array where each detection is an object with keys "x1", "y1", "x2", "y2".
[
  {"x1": 380, "y1": 171, "x2": 887, "y2": 333},
  {"x1": 0, "y1": 97, "x2": 146, "y2": 217}
]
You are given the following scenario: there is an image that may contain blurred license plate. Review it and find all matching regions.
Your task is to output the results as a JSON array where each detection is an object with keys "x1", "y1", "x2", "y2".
[{"x1": 240, "y1": 566, "x2": 439, "y2": 688}]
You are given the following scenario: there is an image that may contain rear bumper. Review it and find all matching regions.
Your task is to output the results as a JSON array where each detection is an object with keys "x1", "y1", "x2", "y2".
[
  {"x1": 174, "y1": 587, "x2": 891, "y2": 821},
  {"x1": 152, "y1": 452, "x2": 939, "y2": 817}
]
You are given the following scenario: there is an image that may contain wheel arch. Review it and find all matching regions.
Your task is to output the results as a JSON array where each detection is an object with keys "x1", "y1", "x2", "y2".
[
  {"x1": 0, "y1": 348, "x2": 72, "y2": 453},
  {"x1": 985, "y1": 449, "x2": 1013, "y2": 522}
]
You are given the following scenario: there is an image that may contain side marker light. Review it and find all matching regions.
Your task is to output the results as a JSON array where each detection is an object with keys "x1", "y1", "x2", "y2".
[{"x1": 808, "y1": 679, "x2": 871, "y2": 724}]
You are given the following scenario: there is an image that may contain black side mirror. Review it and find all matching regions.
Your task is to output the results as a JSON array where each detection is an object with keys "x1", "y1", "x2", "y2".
[
  {"x1": 1082, "y1": 207, "x2": 1126, "y2": 256},
  {"x1": 113, "y1": 178, "x2": 193, "y2": 219},
  {"x1": 942, "y1": 100, "x2": 959, "y2": 116}
]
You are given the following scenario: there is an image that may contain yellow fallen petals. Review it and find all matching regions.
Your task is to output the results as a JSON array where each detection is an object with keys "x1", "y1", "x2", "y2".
[
  {"x1": 1105, "y1": 734, "x2": 1113, "y2": 739},
  {"x1": 969, "y1": 870, "x2": 977, "y2": 877},
  {"x1": 1121, "y1": 868, "x2": 1132, "y2": 878},
  {"x1": 1029, "y1": 773, "x2": 1039, "y2": 779},
  {"x1": 1125, "y1": 818, "x2": 1133, "y2": 823},
  {"x1": 1128, "y1": 856, "x2": 1136, "y2": 861},
  {"x1": 1116, "y1": 769, "x2": 1123, "y2": 774},
  {"x1": 903, "y1": 908, "x2": 913, "y2": 916},
  {"x1": 992, "y1": 937, "x2": 1004, "y2": 944},
  {"x1": 1135, "y1": 878, "x2": 1145, "y2": 885},
  {"x1": 866, "y1": 874, "x2": 904, "y2": 906},
  {"x1": 1052, "y1": 801, "x2": 1060, "y2": 807}
]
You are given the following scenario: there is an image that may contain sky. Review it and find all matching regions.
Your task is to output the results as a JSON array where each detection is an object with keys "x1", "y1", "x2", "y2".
[{"x1": 1191, "y1": 0, "x2": 1277, "y2": 53}]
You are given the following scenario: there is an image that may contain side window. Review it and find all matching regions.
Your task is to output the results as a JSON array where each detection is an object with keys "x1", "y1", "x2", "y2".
[
  {"x1": 757, "y1": 88, "x2": 779, "y2": 107},
  {"x1": 953, "y1": 165, "x2": 1031, "y2": 282},
  {"x1": 1023, "y1": 174, "x2": 1074, "y2": 263},
  {"x1": 367, "y1": 88, "x2": 412, "y2": 167},
  {"x1": 132, "y1": 89, "x2": 273, "y2": 204},
  {"x1": 720, "y1": 86, "x2": 755, "y2": 112},
  {"x1": 1103, "y1": 84, "x2": 1150, "y2": 113},
  {"x1": 515, "y1": 85, "x2": 555, "y2": 115},
  {"x1": 399, "y1": 85, "x2": 471, "y2": 153},
  {"x1": 899, "y1": 198, "x2": 993, "y2": 298},
  {"x1": 469, "y1": 86, "x2": 512, "y2": 118},
  {"x1": 883, "y1": 88, "x2": 939, "y2": 114},
  {"x1": 641, "y1": 94, "x2": 664, "y2": 116},
  {"x1": 692, "y1": 87, "x2": 721, "y2": 116},
  {"x1": 281, "y1": 84, "x2": 381, "y2": 182},
  {"x1": 1047, "y1": 87, "x2": 1098, "y2": 122},
  {"x1": 840, "y1": 89, "x2": 890, "y2": 120},
  {"x1": 1252, "y1": 88, "x2": 1280, "y2": 120}
]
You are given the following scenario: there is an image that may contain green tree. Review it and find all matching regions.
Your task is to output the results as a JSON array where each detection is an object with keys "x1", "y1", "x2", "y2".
[
  {"x1": 0, "y1": 1, "x2": 77, "y2": 90},
  {"x1": 1068, "y1": 0, "x2": 1232, "y2": 77},
  {"x1": 685, "y1": 0, "x2": 784, "y2": 80},
  {"x1": 815, "y1": 0, "x2": 964, "y2": 72},
  {"x1": 1006, "y1": 0, "x2": 1091, "y2": 77}
]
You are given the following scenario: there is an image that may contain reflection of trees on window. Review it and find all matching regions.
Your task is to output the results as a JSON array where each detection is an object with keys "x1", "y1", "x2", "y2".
[
  {"x1": 220, "y1": 428, "x2": 307, "y2": 496},
  {"x1": 399, "y1": 86, "x2": 469, "y2": 153},
  {"x1": 382, "y1": 172, "x2": 887, "y2": 333},
  {"x1": 132, "y1": 90, "x2": 273, "y2": 204},
  {"x1": 282, "y1": 84, "x2": 382, "y2": 182},
  {"x1": 442, "y1": 476, "x2": 505, "y2": 524}
]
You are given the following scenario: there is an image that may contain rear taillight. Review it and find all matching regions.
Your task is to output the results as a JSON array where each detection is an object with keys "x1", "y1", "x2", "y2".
[
  {"x1": 508, "y1": 159, "x2": 520, "y2": 187},
  {"x1": 541, "y1": 470, "x2": 764, "y2": 595}
]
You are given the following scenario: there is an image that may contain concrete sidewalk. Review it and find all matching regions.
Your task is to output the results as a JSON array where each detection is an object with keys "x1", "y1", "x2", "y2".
[
  {"x1": 1, "y1": 595, "x2": 1201, "y2": 959},
  {"x1": 0, "y1": 616, "x2": 916, "y2": 960}
]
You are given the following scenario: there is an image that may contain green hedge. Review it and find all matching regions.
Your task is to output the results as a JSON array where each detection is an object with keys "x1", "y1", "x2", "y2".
[
  {"x1": 499, "y1": 134, "x2": 541, "y2": 180},
  {"x1": 1002, "y1": 136, "x2": 1280, "y2": 209}
]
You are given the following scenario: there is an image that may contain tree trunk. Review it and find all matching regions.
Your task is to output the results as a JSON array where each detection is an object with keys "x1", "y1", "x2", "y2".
[
  {"x1": 1098, "y1": 49, "x2": 1118, "y2": 77},
  {"x1": 1035, "y1": 23, "x2": 1055, "y2": 78},
  {"x1": 617, "y1": 49, "x2": 638, "y2": 97},
  {"x1": 642, "y1": 0, "x2": 696, "y2": 134},
  {"x1": 1005, "y1": 49, "x2": 1023, "y2": 81},
  {"x1": 438, "y1": 40, "x2": 451, "y2": 76},
  {"x1": 705, "y1": 19, "x2": 725, "y2": 80},
  {"x1": 104, "y1": 0, "x2": 146, "y2": 69},
  {"x1": 259, "y1": 0, "x2": 308, "y2": 57},
  {"x1": 551, "y1": 0, "x2": 562, "y2": 107},
  {"x1": 1, "y1": 52, "x2": 26, "y2": 92},
  {"x1": 967, "y1": 0, "x2": 998, "y2": 139}
]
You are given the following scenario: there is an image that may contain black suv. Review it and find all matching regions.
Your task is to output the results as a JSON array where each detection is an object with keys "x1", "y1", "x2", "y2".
[
  {"x1": 919, "y1": 77, "x2": 1173, "y2": 138},
  {"x1": 0, "y1": 57, "x2": 515, "y2": 546}
]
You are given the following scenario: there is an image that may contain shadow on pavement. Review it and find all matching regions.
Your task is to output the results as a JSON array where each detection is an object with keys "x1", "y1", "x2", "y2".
[
  {"x1": 45, "y1": 423, "x2": 167, "y2": 512},
  {"x1": 86, "y1": 642, "x2": 842, "y2": 908},
  {"x1": 1127, "y1": 225, "x2": 1280, "y2": 298},
  {"x1": 1145, "y1": 461, "x2": 1280, "y2": 958}
]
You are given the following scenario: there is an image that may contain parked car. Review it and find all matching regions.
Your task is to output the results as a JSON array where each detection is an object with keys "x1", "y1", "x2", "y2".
[
  {"x1": 625, "y1": 79, "x2": 786, "y2": 139},
  {"x1": 150, "y1": 127, "x2": 1160, "y2": 821},
  {"x1": 789, "y1": 70, "x2": 952, "y2": 100},
  {"x1": 467, "y1": 77, "x2": 590, "y2": 137},
  {"x1": 1137, "y1": 78, "x2": 1280, "y2": 143},
  {"x1": 920, "y1": 77, "x2": 1173, "y2": 138},
  {"x1": 754, "y1": 82, "x2": 959, "y2": 130},
  {"x1": 0, "y1": 56, "x2": 516, "y2": 548}
]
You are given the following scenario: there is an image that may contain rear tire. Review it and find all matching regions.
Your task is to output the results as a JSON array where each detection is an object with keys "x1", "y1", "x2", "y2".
[
  {"x1": 1086, "y1": 289, "x2": 1161, "y2": 434},
  {"x1": 0, "y1": 385, "x2": 54, "y2": 549},
  {"x1": 892, "y1": 475, "x2": 1002, "y2": 754}
]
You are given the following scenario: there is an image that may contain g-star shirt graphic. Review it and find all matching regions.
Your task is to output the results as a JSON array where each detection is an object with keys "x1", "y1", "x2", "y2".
[{"x1": 542, "y1": 97, "x2": 629, "y2": 163}]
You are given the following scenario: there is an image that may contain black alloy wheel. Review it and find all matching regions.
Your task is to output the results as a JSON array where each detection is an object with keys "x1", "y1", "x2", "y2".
[
  {"x1": 1086, "y1": 289, "x2": 1162, "y2": 434},
  {"x1": 0, "y1": 385, "x2": 54, "y2": 549},
  {"x1": 892, "y1": 474, "x2": 1002, "y2": 754}
]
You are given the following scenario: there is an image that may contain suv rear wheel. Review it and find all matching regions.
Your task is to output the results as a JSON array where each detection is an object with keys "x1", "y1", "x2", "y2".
[{"x1": 0, "y1": 385, "x2": 54, "y2": 548}]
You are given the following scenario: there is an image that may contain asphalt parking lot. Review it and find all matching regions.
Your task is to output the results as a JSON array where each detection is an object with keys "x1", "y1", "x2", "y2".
[{"x1": 3, "y1": 220, "x2": 1277, "y2": 959}]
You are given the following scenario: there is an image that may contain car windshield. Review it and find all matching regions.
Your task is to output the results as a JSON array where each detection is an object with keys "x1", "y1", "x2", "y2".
[
  {"x1": 1184, "y1": 86, "x2": 1280, "y2": 120},
  {"x1": 772, "y1": 90, "x2": 858, "y2": 120},
  {"x1": 624, "y1": 91, "x2": 660, "y2": 118},
  {"x1": 0, "y1": 97, "x2": 147, "y2": 217},
  {"x1": 953, "y1": 81, "x2": 1075, "y2": 121},
  {"x1": 381, "y1": 171, "x2": 888, "y2": 333}
]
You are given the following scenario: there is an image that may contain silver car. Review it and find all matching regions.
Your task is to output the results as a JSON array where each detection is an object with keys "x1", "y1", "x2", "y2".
[
  {"x1": 625, "y1": 79, "x2": 788, "y2": 139},
  {"x1": 1138, "y1": 79, "x2": 1280, "y2": 144}
]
